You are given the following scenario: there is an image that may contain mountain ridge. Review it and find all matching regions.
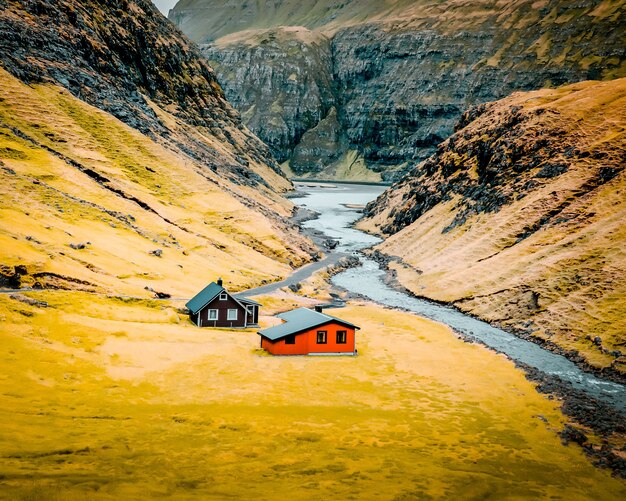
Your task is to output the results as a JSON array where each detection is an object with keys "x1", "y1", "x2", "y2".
[
  {"x1": 0, "y1": 0, "x2": 316, "y2": 297},
  {"x1": 172, "y1": 0, "x2": 626, "y2": 181},
  {"x1": 0, "y1": 0, "x2": 288, "y2": 186}
]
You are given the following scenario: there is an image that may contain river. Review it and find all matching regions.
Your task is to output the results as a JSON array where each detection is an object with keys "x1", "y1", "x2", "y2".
[{"x1": 290, "y1": 181, "x2": 626, "y2": 413}]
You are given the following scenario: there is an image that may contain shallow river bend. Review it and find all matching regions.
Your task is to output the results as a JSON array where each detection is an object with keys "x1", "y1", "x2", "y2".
[{"x1": 291, "y1": 182, "x2": 626, "y2": 412}]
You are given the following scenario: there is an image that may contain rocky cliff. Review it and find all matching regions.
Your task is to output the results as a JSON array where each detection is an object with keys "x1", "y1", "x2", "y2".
[
  {"x1": 0, "y1": 0, "x2": 315, "y2": 297},
  {"x1": 0, "y1": 0, "x2": 287, "y2": 185},
  {"x1": 202, "y1": 28, "x2": 335, "y2": 167},
  {"x1": 172, "y1": 0, "x2": 626, "y2": 181},
  {"x1": 360, "y1": 78, "x2": 626, "y2": 376}
]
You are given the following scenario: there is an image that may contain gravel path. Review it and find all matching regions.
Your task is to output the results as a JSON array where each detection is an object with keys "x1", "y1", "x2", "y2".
[{"x1": 237, "y1": 252, "x2": 346, "y2": 297}]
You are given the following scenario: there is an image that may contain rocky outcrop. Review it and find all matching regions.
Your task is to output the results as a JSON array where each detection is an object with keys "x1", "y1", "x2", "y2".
[
  {"x1": 290, "y1": 107, "x2": 345, "y2": 174},
  {"x1": 202, "y1": 28, "x2": 335, "y2": 164},
  {"x1": 1, "y1": 0, "x2": 229, "y2": 131},
  {"x1": 0, "y1": 0, "x2": 283, "y2": 185},
  {"x1": 330, "y1": 6, "x2": 625, "y2": 177},
  {"x1": 360, "y1": 79, "x2": 626, "y2": 375},
  {"x1": 173, "y1": 0, "x2": 626, "y2": 181}
]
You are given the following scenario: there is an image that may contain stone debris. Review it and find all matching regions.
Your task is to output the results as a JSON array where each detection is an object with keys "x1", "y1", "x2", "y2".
[{"x1": 9, "y1": 294, "x2": 48, "y2": 308}]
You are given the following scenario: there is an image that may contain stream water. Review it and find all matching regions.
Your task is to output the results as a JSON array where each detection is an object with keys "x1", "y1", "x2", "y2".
[{"x1": 292, "y1": 181, "x2": 626, "y2": 412}]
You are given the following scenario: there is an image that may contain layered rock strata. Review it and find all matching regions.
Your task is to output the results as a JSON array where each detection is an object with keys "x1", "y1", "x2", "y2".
[{"x1": 173, "y1": 0, "x2": 626, "y2": 180}]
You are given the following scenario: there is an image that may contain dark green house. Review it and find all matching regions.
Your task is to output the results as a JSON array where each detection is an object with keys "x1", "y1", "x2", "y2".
[{"x1": 186, "y1": 278, "x2": 260, "y2": 328}]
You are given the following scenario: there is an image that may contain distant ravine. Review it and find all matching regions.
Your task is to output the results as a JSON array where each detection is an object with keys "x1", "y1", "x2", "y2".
[{"x1": 171, "y1": 0, "x2": 626, "y2": 181}]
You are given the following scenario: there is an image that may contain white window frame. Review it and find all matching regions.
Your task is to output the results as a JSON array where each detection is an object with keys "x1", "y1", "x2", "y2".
[
  {"x1": 219, "y1": 293, "x2": 228, "y2": 301},
  {"x1": 227, "y1": 309, "x2": 238, "y2": 321},
  {"x1": 336, "y1": 330, "x2": 347, "y2": 344},
  {"x1": 208, "y1": 309, "x2": 218, "y2": 320}
]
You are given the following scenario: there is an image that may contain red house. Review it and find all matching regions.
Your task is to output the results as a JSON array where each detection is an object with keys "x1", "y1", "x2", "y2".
[
  {"x1": 258, "y1": 307, "x2": 359, "y2": 356},
  {"x1": 186, "y1": 278, "x2": 260, "y2": 328}
]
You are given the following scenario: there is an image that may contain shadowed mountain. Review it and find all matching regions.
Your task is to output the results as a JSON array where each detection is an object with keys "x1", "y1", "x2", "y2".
[{"x1": 171, "y1": 0, "x2": 625, "y2": 181}]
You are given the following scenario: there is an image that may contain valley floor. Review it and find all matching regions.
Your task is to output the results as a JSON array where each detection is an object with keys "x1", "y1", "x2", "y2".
[{"x1": 0, "y1": 291, "x2": 624, "y2": 500}]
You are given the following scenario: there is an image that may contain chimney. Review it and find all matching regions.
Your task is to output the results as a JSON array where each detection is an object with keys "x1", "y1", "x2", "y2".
[
  {"x1": 314, "y1": 305, "x2": 323, "y2": 313},
  {"x1": 217, "y1": 277, "x2": 223, "y2": 287}
]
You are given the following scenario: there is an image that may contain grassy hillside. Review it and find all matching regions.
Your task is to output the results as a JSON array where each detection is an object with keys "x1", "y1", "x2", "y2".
[
  {"x1": 170, "y1": 0, "x2": 415, "y2": 41},
  {"x1": 1, "y1": 291, "x2": 624, "y2": 499},
  {"x1": 0, "y1": 0, "x2": 289, "y2": 187},
  {"x1": 174, "y1": 0, "x2": 626, "y2": 58},
  {"x1": 0, "y1": 68, "x2": 313, "y2": 297},
  {"x1": 360, "y1": 78, "x2": 626, "y2": 375}
]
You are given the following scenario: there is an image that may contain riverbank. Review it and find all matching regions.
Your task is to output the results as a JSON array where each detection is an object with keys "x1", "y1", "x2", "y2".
[
  {"x1": 305, "y1": 256, "x2": 624, "y2": 478},
  {"x1": 345, "y1": 254, "x2": 626, "y2": 473},
  {"x1": 288, "y1": 183, "x2": 626, "y2": 397},
  {"x1": 283, "y1": 181, "x2": 626, "y2": 477},
  {"x1": 366, "y1": 249, "x2": 626, "y2": 387}
]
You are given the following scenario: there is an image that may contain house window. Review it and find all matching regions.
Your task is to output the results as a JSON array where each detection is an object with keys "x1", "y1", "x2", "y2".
[
  {"x1": 227, "y1": 309, "x2": 238, "y2": 321},
  {"x1": 316, "y1": 330, "x2": 327, "y2": 344},
  {"x1": 219, "y1": 293, "x2": 228, "y2": 301},
  {"x1": 208, "y1": 309, "x2": 218, "y2": 320},
  {"x1": 285, "y1": 334, "x2": 296, "y2": 345},
  {"x1": 336, "y1": 330, "x2": 347, "y2": 344}
]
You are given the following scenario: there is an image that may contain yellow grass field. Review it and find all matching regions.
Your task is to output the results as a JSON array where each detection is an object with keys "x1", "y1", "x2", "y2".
[{"x1": 0, "y1": 291, "x2": 624, "y2": 500}]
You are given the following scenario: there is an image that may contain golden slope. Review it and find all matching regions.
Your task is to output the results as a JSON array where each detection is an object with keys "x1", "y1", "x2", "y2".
[
  {"x1": 360, "y1": 79, "x2": 626, "y2": 374},
  {"x1": 0, "y1": 68, "x2": 312, "y2": 297},
  {"x1": 174, "y1": 0, "x2": 625, "y2": 39}
]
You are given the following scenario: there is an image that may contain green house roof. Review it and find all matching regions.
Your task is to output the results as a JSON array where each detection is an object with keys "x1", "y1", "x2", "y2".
[
  {"x1": 235, "y1": 296, "x2": 261, "y2": 306},
  {"x1": 185, "y1": 282, "x2": 224, "y2": 314},
  {"x1": 258, "y1": 307, "x2": 359, "y2": 341}
]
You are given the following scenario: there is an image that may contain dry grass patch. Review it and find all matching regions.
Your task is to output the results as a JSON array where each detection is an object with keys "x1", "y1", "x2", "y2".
[
  {"x1": 0, "y1": 67, "x2": 312, "y2": 299},
  {"x1": 0, "y1": 292, "x2": 624, "y2": 499}
]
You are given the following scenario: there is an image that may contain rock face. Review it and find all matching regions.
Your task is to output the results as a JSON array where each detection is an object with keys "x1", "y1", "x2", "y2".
[
  {"x1": 290, "y1": 107, "x2": 345, "y2": 175},
  {"x1": 360, "y1": 78, "x2": 626, "y2": 375},
  {"x1": 0, "y1": 0, "x2": 316, "y2": 297},
  {"x1": 0, "y1": 0, "x2": 283, "y2": 184},
  {"x1": 202, "y1": 28, "x2": 335, "y2": 165},
  {"x1": 172, "y1": 0, "x2": 626, "y2": 181}
]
